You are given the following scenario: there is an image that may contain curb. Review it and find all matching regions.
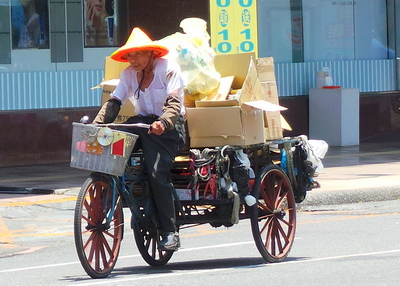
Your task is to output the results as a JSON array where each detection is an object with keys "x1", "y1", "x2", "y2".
[
  {"x1": 53, "y1": 188, "x2": 81, "y2": 196},
  {"x1": 299, "y1": 185, "x2": 400, "y2": 207},
  {"x1": 52, "y1": 186, "x2": 400, "y2": 208},
  {"x1": 0, "y1": 187, "x2": 54, "y2": 195}
]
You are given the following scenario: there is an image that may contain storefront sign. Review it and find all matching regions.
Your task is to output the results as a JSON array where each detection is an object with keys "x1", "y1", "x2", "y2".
[{"x1": 210, "y1": 0, "x2": 258, "y2": 56}]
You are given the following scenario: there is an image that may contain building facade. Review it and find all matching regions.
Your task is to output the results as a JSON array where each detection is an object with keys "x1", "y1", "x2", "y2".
[{"x1": 0, "y1": 0, "x2": 399, "y2": 166}]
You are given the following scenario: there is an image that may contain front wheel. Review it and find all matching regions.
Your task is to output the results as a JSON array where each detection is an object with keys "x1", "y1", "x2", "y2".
[
  {"x1": 74, "y1": 174, "x2": 124, "y2": 278},
  {"x1": 250, "y1": 165, "x2": 296, "y2": 262}
]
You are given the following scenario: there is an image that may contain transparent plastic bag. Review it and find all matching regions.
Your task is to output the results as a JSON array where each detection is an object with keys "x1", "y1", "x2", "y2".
[{"x1": 158, "y1": 18, "x2": 221, "y2": 101}]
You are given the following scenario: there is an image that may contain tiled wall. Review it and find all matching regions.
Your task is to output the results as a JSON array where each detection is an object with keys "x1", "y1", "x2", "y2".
[
  {"x1": 0, "y1": 70, "x2": 103, "y2": 110},
  {"x1": 275, "y1": 59, "x2": 396, "y2": 96},
  {"x1": 0, "y1": 59, "x2": 396, "y2": 111}
]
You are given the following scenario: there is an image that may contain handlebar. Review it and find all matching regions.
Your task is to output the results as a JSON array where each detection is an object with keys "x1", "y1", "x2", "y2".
[
  {"x1": 93, "y1": 123, "x2": 151, "y2": 129},
  {"x1": 79, "y1": 116, "x2": 150, "y2": 130}
]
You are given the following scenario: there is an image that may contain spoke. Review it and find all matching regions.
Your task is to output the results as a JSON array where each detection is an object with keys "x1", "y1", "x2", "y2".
[
  {"x1": 83, "y1": 199, "x2": 98, "y2": 224},
  {"x1": 277, "y1": 215, "x2": 293, "y2": 228},
  {"x1": 104, "y1": 224, "x2": 123, "y2": 240},
  {"x1": 259, "y1": 215, "x2": 273, "y2": 234},
  {"x1": 257, "y1": 200, "x2": 271, "y2": 212},
  {"x1": 265, "y1": 218, "x2": 274, "y2": 254},
  {"x1": 158, "y1": 248, "x2": 165, "y2": 259},
  {"x1": 273, "y1": 178, "x2": 284, "y2": 209},
  {"x1": 87, "y1": 232, "x2": 96, "y2": 266},
  {"x1": 88, "y1": 185, "x2": 96, "y2": 204},
  {"x1": 100, "y1": 232, "x2": 113, "y2": 258},
  {"x1": 275, "y1": 220, "x2": 289, "y2": 245},
  {"x1": 83, "y1": 231, "x2": 96, "y2": 252},
  {"x1": 259, "y1": 183, "x2": 273, "y2": 212},
  {"x1": 258, "y1": 212, "x2": 274, "y2": 221},
  {"x1": 81, "y1": 214, "x2": 95, "y2": 226},
  {"x1": 273, "y1": 222, "x2": 284, "y2": 254},
  {"x1": 95, "y1": 237, "x2": 101, "y2": 271},
  {"x1": 91, "y1": 185, "x2": 105, "y2": 222},
  {"x1": 99, "y1": 236, "x2": 109, "y2": 270},
  {"x1": 151, "y1": 237, "x2": 157, "y2": 258},
  {"x1": 275, "y1": 189, "x2": 288, "y2": 209}
]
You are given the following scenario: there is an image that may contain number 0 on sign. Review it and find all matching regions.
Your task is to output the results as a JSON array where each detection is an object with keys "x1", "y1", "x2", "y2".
[{"x1": 210, "y1": 0, "x2": 258, "y2": 56}]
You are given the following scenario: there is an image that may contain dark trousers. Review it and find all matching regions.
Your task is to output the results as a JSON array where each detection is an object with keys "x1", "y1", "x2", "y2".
[{"x1": 122, "y1": 115, "x2": 183, "y2": 233}]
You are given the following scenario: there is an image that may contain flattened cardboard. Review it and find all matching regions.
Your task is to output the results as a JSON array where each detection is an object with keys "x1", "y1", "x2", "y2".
[{"x1": 241, "y1": 100, "x2": 287, "y2": 112}]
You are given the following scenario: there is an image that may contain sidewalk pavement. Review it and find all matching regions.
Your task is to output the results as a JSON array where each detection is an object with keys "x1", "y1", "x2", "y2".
[{"x1": 0, "y1": 141, "x2": 399, "y2": 206}]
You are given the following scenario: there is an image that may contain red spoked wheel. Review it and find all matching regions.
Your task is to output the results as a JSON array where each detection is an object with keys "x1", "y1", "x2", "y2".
[
  {"x1": 74, "y1": 175, "x2": 124, "y2": 278},
  {"x1": 250, "y1": 165, "x2": 296, "y2": 262}
]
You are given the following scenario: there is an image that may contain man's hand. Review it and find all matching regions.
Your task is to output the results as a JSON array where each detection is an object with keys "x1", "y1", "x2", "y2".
[{"x1": 149, "y1": 121, "x2": 165, "y2": 135}]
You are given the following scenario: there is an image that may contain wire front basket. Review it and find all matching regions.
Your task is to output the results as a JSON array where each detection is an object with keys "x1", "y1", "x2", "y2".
[{"x1": 70, "y1": 122, "x2": 138, "y2": 176}]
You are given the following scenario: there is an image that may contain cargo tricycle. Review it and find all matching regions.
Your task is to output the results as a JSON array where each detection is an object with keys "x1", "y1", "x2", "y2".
[{"x1": 70, "y1": 121, "x2": 317, "y2": 278}]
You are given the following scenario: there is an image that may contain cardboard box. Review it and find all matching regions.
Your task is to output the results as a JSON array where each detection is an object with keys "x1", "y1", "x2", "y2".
[
  {"x1": 94, "y1": 57, "x2": 134, "y2": 123},
  {"x1": 187, "y1": 53, "x2": 286, "y2": 147},
  {"x1": 186, "y1": 105, "x2": 264, "y2": 147},
  {"x1": 186, "y1": 101, "x2": 287, "y2": 147}
]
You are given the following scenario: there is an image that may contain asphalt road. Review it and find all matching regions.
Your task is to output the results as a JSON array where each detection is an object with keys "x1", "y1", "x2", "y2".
[{"x1": 0, "y1": 197, "x2": 399, "y2": 285}]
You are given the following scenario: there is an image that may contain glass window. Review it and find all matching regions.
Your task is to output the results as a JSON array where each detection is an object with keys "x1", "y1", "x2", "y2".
[
  {"x1": 11, "y1": 0, "x2": 49, "y2": 49},
  {"x1": 354, "y1": 0, "x2": 392, "y2": 60},
  {"x1": 303, "y1": 0, "x2": 356, "y2": 61},
  {"x1": 258, "y1": 0, "x2": 391, "y2": 62},
  {"x1": 84, "y1": 0, "x2": 119, "y2": 47},
  {"x1": 258, "y1": 0, "x2": 294, "y2": 62}
]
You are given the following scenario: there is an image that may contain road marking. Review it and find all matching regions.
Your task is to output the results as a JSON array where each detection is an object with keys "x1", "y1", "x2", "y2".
[
  {"x1": 0, "y1": 246, "x2": 46, "y2": 258},
  {"x1": 78, "y1": 249, "x2": 400, "y2": 285},
  {"x1": 0, "y1": 196, "x2": 76, "y2": 207},
  {"x1": 0, "y1": 215, "x2": 13, "y2": 245},
  {"x1": 1, "y1": 236, "x2": 399, "y2": 277}
]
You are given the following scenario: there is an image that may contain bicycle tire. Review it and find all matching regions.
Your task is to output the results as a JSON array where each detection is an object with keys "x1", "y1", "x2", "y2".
[
  {"x1": 250, "y1": 165, "x2": 296, "y2": 262},
  {"x1": 74, "y1": 174, "x2": 124, "y2": 278}
]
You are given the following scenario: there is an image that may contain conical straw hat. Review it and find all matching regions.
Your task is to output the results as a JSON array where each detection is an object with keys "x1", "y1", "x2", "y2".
[{"x1": 111, "y1": 27, "x2": 169, "y2": 62}]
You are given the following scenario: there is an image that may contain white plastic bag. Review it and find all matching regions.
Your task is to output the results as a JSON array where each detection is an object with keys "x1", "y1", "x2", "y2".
[{"x1": 298, "y1": 135, "x2": 329, "y2": 173}]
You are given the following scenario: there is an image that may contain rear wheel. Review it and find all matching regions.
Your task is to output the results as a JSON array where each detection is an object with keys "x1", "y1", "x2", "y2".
[
  {"x1": 74, "y1": 174, "x2": 124, "y2": 278},
  {"x1": 133, "y1": 226, "x2": 174, "y2": 266},
  {"x1": 132, "y1": 196, "x2": 174, "y2": 266},
  {"x1": 250, "y1": 165, "x2": 296, "y2": 262}
]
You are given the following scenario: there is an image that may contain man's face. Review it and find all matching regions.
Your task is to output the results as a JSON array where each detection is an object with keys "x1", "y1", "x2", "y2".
[{"x1": 123, "y1": 50, "x2": 153, "y2": 71}]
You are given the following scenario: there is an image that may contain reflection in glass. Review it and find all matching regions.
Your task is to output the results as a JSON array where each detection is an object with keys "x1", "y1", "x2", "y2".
[
  {"x1": 11, "y1": 0, "x2": 49, "y2": 49},
  {"x1": 84, "y1": 0, "x2": 118, "y2": 47}
]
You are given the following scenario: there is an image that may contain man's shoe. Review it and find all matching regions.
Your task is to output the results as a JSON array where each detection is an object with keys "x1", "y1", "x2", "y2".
[{"x1": 159, "y1": 232, "x2": 180, "y2": 251}]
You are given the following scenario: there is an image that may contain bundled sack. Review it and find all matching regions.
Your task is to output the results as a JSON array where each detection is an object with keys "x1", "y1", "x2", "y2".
[
  {"x1": 158, "y1": 18, "x2": 221, "y2": 102},
  {"x1": 298, "y1": 135, "x2": 329, "y2": 174}
]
